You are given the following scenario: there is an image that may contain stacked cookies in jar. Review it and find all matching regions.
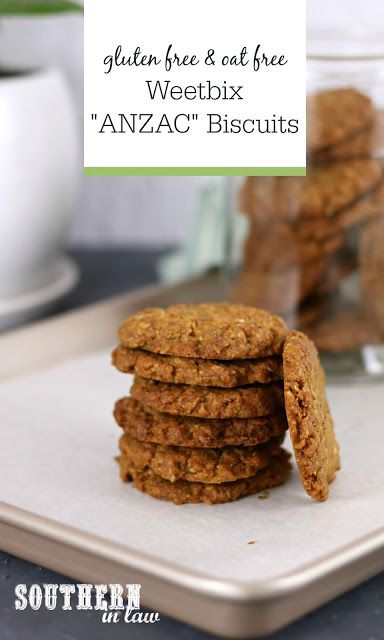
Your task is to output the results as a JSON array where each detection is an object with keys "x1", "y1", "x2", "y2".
[
  {"x1": 112, "y1": 303, "x2": 293, "y2": 505},
  {"x1": 236, "y1": 88, "x2": 384, "y2": 355}
]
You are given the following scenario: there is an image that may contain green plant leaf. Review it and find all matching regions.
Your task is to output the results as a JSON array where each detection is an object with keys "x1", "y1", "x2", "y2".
[{"x1": 0, "y1": 0, "x2": 83, "y2": 14}]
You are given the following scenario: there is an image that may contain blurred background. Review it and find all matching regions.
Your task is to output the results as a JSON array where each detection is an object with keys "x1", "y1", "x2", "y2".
[
  {"x1": 1, "y1": 0, "x2": 384, "y2": 339},
  {"x1": 0, "y1": 0, "x2": 382, "y2": 247}
]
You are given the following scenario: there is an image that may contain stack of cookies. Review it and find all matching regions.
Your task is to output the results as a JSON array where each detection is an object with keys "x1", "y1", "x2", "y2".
[
  {"x1": 112, "y1": 303, "x2": 340, "y2": 504},
  {"x1": 236, "y1": 87, "x2": 384, "y2": 354}
]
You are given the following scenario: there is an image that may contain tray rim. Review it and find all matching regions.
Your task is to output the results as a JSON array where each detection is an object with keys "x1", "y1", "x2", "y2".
[
  {"x1": 1, "y1": 500, "x2": 384, "y2": 600},
  {"x1": 1, "y1": 279, "x2": 384, "y2": 637},
  {"x1": 1, "y1": 499, "x2": 383, "y2": 638}
]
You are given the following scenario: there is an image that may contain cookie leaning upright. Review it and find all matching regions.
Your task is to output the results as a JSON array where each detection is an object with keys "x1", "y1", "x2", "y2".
[{"x1": 283, "y1": 331, "x2": 340, "y2": 501}]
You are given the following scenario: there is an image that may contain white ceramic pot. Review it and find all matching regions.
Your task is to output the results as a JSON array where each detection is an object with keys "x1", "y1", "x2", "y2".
[{"x1": 0, "y1": 68, "x2": 79, "y2": 298}]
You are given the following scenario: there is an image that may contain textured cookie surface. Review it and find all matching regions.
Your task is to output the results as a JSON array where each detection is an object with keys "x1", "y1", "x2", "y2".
[
  {"x1": 283, "y1": 331, "x2": 340, "y2": 501},
  {"x1": 241, "y1": 158, "x2": 382, "y2": 223},
  {"x1": 307, "y1": 88, "x2": 373, "y2": 153},
  {"x1": 119, "y1": 434, "x2": 284, "y2": 483},
  {"x1": 112, "y1": 346, "x2": 283, "y2": 387},
  {"x1": 118, "y1": 450, "x2": 291, "y2": 504},
  {"x1": 118, "y1": 303, "x2": 288, "y2": 360},
  {"x1": 114, "y1": 398, "x2": 288, "y2": 448},
  {"x1": 131, "y1": 377, "x2": 284, "y2": 419}
]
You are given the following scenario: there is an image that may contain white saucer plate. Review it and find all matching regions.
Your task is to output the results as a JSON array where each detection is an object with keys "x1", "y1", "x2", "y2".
[{"x1": 0, "y1": 255, "x2": 79, "y2": 332}]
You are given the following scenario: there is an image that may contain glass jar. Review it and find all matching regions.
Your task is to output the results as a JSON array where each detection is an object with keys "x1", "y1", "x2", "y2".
[{"x1": 227, "y1": 30, "x2": 384, "y2": 379}]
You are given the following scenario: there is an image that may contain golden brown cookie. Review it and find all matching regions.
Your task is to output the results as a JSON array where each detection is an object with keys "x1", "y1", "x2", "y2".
[
  {"x1": 283, "y1": 330, "x2": 340, "y2": 501},
  {"x1": 311, "y1": 109, "x2": 384, "y2": 163},
  {"x1": 359, "y1": 217, "x2": 384, "y2": 334},
  {"x1": 240, "y1": 158, "x2": 382, "y2": 223},
  {"x1": 131, "y1": 377, "x2": 284, "y2": 419},
  {"x1": 306, "y1": 305, "x2": 382, "y2": 353},
  {"x1": 114, "y1": 398, "x2": 288, "y2": 448},
  {"x1": 307, "y1": 88, "x2": 373, "y2": 153},
  {"x1": 119, "y1": 434, "x2": 284, "y2": 484},
  {"x1": 112, "y1": 346, "x2": 283, "y2": 387},
  {"x1": 118, "y1": 449, "x2": 291, "y2": 504},
  {"x1": 118, "y1": 303, "x2": 288, "y2": 360}
]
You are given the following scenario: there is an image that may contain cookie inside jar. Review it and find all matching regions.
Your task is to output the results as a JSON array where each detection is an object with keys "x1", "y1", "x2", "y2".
[{"x1": 230, "y1": 31, "x2": 384, "y2": 379}]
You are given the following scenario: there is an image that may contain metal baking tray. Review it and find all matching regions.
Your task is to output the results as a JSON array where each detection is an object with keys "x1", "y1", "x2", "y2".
[{"x1": 0, "y1": 276, "x2": 383, "y2": 638}]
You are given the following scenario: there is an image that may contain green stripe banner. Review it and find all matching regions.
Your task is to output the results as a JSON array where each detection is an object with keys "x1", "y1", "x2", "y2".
[{"x1": 84, "y1": 167, "x2": 307, "y2": 177}]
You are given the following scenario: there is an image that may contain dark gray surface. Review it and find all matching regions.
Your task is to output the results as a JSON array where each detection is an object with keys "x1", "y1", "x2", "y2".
[
  {"x1": 1, "y1": 248, "x2": 383, "y2": 640},
  {"x1": 61, "y1": 247, "x2": 172, "y2": 310}
]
